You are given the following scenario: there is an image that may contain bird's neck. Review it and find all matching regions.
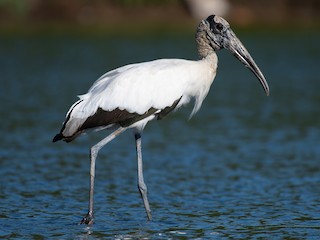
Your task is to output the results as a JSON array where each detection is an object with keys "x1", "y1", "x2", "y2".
[
  {"x1": 195, "y1": 29, "x2": 215, "y2": 59},
  {"x1": 195, "y1": 30, "x2": 218, "y2": 69},
  {"x1": 201, "y1": 52, "x2": 218, "y2": 70}
]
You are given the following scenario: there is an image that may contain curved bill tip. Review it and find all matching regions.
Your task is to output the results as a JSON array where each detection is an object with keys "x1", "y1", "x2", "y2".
[
  {"x1": 261, "y1": 75, "x2": 270, "y2": 96},
  {"x1": 233, "y1": 48, "x2": 270, "y2": 96},
  {"x1": 233, "y1": 46, "x2": 269, "y2": 96},
  {"x1": 226, "y1": 31, "x2": 270, "y2": 96},
  {"x1": 252, "y1": 64, "x2": 269, "y2": 96}
]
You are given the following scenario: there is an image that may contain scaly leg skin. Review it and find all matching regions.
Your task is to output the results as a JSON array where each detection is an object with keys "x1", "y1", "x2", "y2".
[
  {"x1": 79, "y1": 127, "x2": 126, "y2": 225},
  {"x1": 135, "y1": 133, "x2": 152, "y2": 220}
]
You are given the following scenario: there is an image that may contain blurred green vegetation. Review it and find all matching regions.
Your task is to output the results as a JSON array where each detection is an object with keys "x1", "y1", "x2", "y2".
[
  {"x1": 0, "y1": 0, "x2": 319, "y2": 35},
  {"x1": 0, "y1": 0, "x2": 29, "y2": 15},
  {"x1": 111, "y1": 0, "x2": 178, "y2": 5}
]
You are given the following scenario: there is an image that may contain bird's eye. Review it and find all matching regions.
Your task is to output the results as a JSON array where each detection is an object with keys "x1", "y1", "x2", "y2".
[{"x1": 216, "y1": 23, "x2": 224, "y2": 32}]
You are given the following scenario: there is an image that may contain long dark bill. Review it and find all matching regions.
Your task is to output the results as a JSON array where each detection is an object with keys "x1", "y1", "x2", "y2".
[{"x1": 227, "y1": 30, "x2": 270, "y2": 96}]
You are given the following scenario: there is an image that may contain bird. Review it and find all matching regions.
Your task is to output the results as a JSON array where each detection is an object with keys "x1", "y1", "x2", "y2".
[{"x1": 53, "y1": 15, "x2": 269, "y2": 225}]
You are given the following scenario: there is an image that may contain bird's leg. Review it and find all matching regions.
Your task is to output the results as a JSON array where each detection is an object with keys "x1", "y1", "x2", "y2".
[
  {"x1": 80, "y1": 127, "x2": 126, "y2": 225},
  {"x1": 135, "y1": 133, "x2": 152, "y2": 220}
]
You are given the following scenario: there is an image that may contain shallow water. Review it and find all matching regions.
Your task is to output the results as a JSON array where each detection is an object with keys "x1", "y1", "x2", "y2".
[{"x1": 0, "y1": 30, "x2": 320, "y2": 239}]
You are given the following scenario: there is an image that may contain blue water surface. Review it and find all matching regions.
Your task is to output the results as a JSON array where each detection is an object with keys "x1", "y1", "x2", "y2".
[{"x1": 0, "y1": 29, "x2": 319, "y2": 239}]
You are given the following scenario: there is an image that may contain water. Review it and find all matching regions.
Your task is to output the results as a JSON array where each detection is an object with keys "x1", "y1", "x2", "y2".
[{"x1": 0, "y1": 29, "x2": 319, "y2": 239}]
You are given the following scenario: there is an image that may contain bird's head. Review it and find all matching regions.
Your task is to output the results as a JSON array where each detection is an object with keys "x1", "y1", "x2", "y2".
[{"x1": 197, "y1": 15, "x2": 269, "y2": 96}]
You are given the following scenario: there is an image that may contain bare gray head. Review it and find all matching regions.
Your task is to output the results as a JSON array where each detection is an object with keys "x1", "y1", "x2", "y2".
[{"x1": 196, "y1": 15, "x2": 269, "y2": 96}]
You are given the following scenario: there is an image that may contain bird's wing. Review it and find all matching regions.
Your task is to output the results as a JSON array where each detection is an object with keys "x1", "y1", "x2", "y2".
[
  {"x1": 76, "y1": 59, "x2": 199, "y2": 117},
  {"x1": 56, "y1": 58, "x2": 209, "y2": 141}
]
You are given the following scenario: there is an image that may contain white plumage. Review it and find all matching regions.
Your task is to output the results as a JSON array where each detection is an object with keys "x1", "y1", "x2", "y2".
[
  {"x1": 61, "y1": 56, "x2": 217, "y2": 138},
  {"x1": 53, "y1": 15, "x2": 269, "y2": 224}
]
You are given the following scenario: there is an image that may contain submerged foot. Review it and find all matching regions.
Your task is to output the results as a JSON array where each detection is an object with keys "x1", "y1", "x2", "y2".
[{"x1": 80, "y1": 212, "x2": 94, "y2": 225}]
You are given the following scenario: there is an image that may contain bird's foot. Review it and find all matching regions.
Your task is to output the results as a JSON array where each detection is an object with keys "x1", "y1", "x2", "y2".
[{"x1": 80, "y1": 212, "x2": 94, "y2": 225}]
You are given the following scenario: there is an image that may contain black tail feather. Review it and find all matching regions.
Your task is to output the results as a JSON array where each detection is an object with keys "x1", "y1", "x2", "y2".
[
  {"x1": 52, "y1": 132, "x2": 81, "y2": 143},
  {"x1": 52, "y1": 133, "x2": 63, "y2": 142}
]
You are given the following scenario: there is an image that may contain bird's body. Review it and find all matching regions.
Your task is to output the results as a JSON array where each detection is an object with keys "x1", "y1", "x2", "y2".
[
  {"x1": 54, "y1": 55, "x2": 217, "y2": 142},
  {"x1": 53, "y1": 15, "x2": 269, "y2": 224}
]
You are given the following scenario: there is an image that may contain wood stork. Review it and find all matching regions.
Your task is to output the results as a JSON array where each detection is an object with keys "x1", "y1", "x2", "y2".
[{"x1": 53, "y1": 15, "x2": 269, "y2": 224}]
